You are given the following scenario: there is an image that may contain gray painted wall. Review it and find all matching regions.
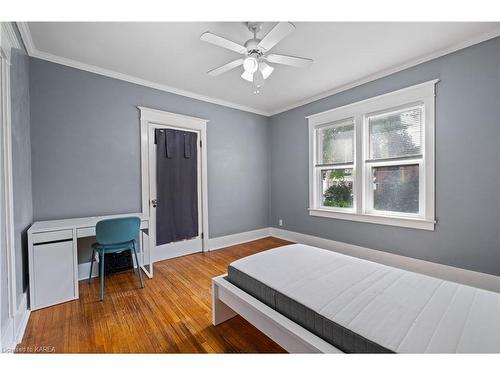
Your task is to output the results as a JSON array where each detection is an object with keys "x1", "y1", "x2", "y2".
[
  {"x1": 29, "y1": 58, "x2": 270, "y2": 241},
  {"x1": 27, "y1": 36, "x2": 500, "y2": 277},
  {"x1": 11, "y1": 47, "x2": 32, "y2": 309},
  {"x1": 270, "y1": 37, "x2": 500, "y2": 276}
]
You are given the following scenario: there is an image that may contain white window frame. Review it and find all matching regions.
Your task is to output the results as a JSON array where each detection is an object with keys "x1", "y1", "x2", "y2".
[{"x1": 307, "y1": 80, "x2": 438, "y2": 231}]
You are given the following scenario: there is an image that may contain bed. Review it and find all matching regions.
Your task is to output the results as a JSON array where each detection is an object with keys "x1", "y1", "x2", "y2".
[{"x1": 212, "y1": 244, "x2": 500, "y2": 353}]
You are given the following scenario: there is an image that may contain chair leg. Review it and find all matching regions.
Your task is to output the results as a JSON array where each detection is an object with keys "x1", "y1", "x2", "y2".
[
  {"x1": 100, "y1": 251, "x2": 105, "y2": 301},
  {"x1": 132, "y1": 243, "x2": 145, "y2": 288},
  {"x1": 89, "y1": 249, "x2": 95, "y2": 283}
]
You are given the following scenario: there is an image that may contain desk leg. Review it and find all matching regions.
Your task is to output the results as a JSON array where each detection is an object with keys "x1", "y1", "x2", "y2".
[
  {"x1": 72, "y1": 229, "x2": 79, "y2": 299},
  {"x1": 139, "y1": 230, "x2": 153, "y2": 279}
]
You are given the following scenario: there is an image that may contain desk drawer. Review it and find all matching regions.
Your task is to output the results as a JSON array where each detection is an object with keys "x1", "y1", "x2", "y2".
[
  {"x1": 32, "y1": 229, "x2": 73, "y2": 244},
  {"x1": 77, "y1": 226, "x2": 95, "y2": 238}
]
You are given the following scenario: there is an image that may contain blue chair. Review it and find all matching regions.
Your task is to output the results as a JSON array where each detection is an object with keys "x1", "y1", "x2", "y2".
[{"x1": 89, "y1": 217, "x2": 145, "y2": 301}]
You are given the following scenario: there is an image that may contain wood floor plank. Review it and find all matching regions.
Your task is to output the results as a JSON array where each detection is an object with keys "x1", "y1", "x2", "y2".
[{"x1": 17, "y1": 236, "x2": 291, "y2": 353}]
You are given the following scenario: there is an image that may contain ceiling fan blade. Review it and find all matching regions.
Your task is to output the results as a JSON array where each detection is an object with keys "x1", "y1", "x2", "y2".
[
  {"x1": 266, "y1": 54, "x2": 313, "y2": 68},
  {"x1": 200, "y1": 32, "x2": 247, "y2": 54},
  {"x1": 207, "y1": 59, "x2": 244, "y2": 76},
  {"x1": 257, "y1": 22, "x2": 295, "y2": 53}
]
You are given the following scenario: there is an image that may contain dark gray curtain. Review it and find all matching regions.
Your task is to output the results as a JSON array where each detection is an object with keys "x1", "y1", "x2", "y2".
[{"x1": 155, "y1": 128, "x2": 198, "y2": 245}]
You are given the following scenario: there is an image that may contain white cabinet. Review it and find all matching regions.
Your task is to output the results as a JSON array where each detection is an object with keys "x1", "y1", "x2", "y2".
[{"x1": 29, "y1": 236, "x2": 77, "y2": 310}]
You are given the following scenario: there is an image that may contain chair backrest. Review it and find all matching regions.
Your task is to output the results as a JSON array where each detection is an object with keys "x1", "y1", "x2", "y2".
[{"x1": 95, "y1": 217, "x2": 141, "y2": 245}]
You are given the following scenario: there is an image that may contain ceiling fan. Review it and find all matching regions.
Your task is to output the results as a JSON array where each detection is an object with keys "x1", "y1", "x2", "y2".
[{"x1": 200, "y1": 22, "x2": 313, "y2": 94}]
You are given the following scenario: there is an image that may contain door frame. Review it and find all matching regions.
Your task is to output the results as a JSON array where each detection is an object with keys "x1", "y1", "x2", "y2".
[
  {"x1": 1, "y1": 23, "x2": 20, "y2": 348},
  {"x1": 139, "y1": 106, "x2": 209, "y2": 263}
]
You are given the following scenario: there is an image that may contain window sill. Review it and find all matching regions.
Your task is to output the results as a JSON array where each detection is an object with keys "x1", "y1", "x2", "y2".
[{"x1": 308, "y1": 208, "x2": 435, "y2": 231}]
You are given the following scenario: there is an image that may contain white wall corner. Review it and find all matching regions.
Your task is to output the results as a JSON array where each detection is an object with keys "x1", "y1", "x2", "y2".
[{"x1": 1, "y1": 23, "x2": 21, "y2": 52}]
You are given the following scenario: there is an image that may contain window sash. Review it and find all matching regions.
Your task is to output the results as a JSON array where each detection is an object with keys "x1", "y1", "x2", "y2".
[
  {"x1": 363, "y1": 158, "x2": 424, "y2": 218},
  {"x1": 366, "y1": 103, "x2": 424, "y2": 162},
  {"x1": 316, "y1": 166, "x2": 356, "y2": 212},
  {"x1": 316, "y1": 118, "x2": 355, "y2": 166},
  {"x1": 362, "y1": 103, "x2": 425, "y2": 218}
]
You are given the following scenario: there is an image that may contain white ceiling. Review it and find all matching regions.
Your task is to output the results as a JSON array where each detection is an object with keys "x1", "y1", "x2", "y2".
[{"x1": 22, "y1": 22, "x2": 500, "y2": 115}]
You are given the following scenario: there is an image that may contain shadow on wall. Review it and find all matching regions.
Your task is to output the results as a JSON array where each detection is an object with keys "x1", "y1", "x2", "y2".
[{"x1": 21, "y1": 226, "x2": 30, "y2": 294}]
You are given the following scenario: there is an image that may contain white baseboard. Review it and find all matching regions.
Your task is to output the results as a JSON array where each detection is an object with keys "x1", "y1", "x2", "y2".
[
  {"x1": 269, "y1": 227, "x2": 500, "y2": 293},
  {"x1": 78, "y1": 261, "x2": 99, "y2": 281},
  {"x1": 1, "y1": 318, "x2": 15, "y2": 353},
  {"x1": 78, "y1": 253, "x2": 143, "y2": 281},
  {"x1": 74, "y1": 226, "x2": 500, "y2": 293},
  {"x1": 77, "y1": 228, "x2": 273, "y2": 280},
  {"x1": 1, "y1": 292, "x2": 30, "y2": 353},
  {"x1": 154, "y1": 240, "x2": 202, "y2": 263},
  {"x1": 208, "y1": 228, "x2": 271, "y2": 251},
  {"x1": 14, "y1": 293, "x2": 30, "y2": 344}
]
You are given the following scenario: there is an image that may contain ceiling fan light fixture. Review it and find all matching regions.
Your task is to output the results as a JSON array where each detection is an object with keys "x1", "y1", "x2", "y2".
[
  {"x1": 241, "y1": 70, "x2": 254, "y2": 82},
  {"x1": 243, "y1": 56, "x2": 259, "y2": 73},
  {"x1": 200, "y1": 22, "x2": 312, "y2": 95},
  {"x1": 259, "y1": 61, "x2": 274, "y2": 80}
]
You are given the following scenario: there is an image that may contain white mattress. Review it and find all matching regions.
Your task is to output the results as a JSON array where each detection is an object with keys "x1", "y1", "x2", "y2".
[{"x1": 230, "y1": 244, "x2": 500, "y2": 353}]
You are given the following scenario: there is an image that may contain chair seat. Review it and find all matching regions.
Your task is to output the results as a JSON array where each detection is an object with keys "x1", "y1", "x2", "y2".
[{"x1": 92, "y1": 240, "x2": 134, "y2": 254}]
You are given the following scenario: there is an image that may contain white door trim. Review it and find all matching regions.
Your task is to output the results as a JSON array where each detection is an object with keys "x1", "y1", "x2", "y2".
[{"x1": 139, "y1": 106, "x2": 209, "y2": 262}]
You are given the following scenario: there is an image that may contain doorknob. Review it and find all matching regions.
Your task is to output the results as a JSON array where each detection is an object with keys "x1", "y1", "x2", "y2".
[{"x1": 151, "y1": 199, "x2": 158, "y2": 208}]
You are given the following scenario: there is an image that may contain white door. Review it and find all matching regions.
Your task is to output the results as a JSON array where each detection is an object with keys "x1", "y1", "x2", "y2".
[{"x1": 148, "y1": 124, "x2": 203, "y2": 261}]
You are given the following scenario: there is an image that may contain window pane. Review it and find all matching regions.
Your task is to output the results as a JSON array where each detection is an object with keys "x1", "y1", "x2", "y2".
[
  {"x1": 372, "y1": 164, "x2": 419, "y2": 214},
  {"x1": 321, "y1": 168, "x2": 354, "y2": 208},
  {"x1": 369, "y1": 107, "x2": 422, "y2": 159},
  {"x1": 318, "y1": 120, "x2": 354, "y2": 164}
]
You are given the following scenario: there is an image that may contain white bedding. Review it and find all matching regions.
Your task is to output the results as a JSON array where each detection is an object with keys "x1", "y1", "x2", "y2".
[{"x1": 229, "y1": 244, "x2": 500, "y2": 353}]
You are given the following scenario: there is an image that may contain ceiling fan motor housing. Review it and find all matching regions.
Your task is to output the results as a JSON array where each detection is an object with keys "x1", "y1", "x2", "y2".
[{"x1": 244, "y1": 39, "x2": 263, "y2": 55}]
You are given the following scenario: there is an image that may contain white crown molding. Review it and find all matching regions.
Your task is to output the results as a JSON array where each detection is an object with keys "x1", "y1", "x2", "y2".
[
  {"x1": 16, "y1": 22, "x2": 500, "y2": 118},
  {"x1": 268, "y1": 25, "x2": 500, "y2": 116},
  {"x1": 15, "y1": 22, "x2": 270, "y2": 116},
  {"x1": 15, "y1": 22, "x2": 35, "y2": 55}
]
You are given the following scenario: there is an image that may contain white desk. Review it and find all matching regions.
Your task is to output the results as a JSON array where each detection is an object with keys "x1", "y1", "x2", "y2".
[{"x1": 27, "y1": 213, "x2": 150, "y2": 311}]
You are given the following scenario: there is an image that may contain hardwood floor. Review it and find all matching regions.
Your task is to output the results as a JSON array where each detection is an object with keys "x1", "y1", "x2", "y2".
[{"x1": 17, "y1": 236, "x2": 291, "y2": 353}]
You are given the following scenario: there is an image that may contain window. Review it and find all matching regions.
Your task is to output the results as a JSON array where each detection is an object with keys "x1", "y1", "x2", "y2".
[
  {"x1": 316, "y1": 119, "x2": 355, "y2": 211},
  {"x1": 308, "y1": 81, "x2": 437, "y2": 230}
]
